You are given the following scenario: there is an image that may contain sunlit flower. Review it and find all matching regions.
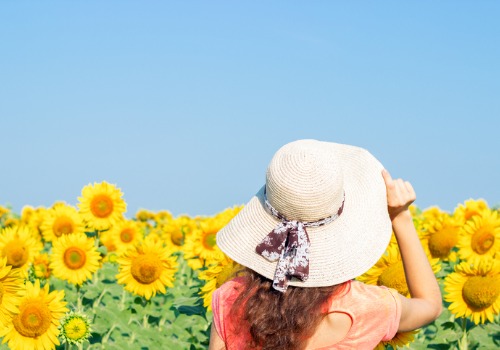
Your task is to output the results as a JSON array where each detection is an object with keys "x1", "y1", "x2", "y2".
[
  {"x1": 183, "y1": 218, "x2": 226, "y2": 265},
  {"x1": 357, "y1": 244, "x2": 441, "y2": 297},
  {"x1": 457, "y1": 209, "x2": 500, "y2": 263},
  {"x1": 59, "y1": 310, "x2": 92, "y2": 345},
  {"x1": 116, "y1": 239, "x2": 178, "y2": 300},
  {"x1": 0, "y1": 257, "x2": 25, "y2": 327},
  {"x1": 153, "y1": 210, "x2": 173, "y2": 225},
  {"x1": 0, "y1": 279, "x2": 68, "y2": 350},
  {"x1": 78, "y1": 181, "x2": 126, "y2": 231},
  {"x1": 198, "y1": 256, "x2": 242, "y2": 311},
  {"x1": 374, "y1": 330, "x2": 419, "y2": 350},
  {"x1": 30, "y1": 253, "x2": 52, "y2": 280},
  {"x1": 50, "y1": 233, "x2": 101, "y2": 285},
  {"x1": 0, "y1": 226, "x2": 42, "y2": 276},
  {"x1": 110, "y1": 219, "x2": 143, "y2": 255},
  {"x1": 444, "y1": 258, "x2": 500, "y2": 324},
  {"x1": 454, "y1": 199, "x2": 489, "y2": 225},
  {"x1": 41, "y1": 204, "x2": 84, "y2": 242},
  {"x1": 23, "y1": 207, "x2": 47, "y2": 241},
  {"x1": 135, "y1": 209, "x2": 155, "y2": 222},
  {"x1": 161, "y1": 215, "x2": 198, "y2": 252},
  {"x1": 423, "y1": 215, "x2": 461, "y2": 260}
]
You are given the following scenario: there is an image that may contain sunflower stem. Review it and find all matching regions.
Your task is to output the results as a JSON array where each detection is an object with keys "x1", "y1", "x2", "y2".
[
  {"x1": 102, "y1": 324, "x2": 116, "y2": 345},
  {"x1": 119, "y1": 289, "x2": 127, "y2": 310},
  {"x1": 459, "y1": 317, "x2": 468, "y2": 350},
  {"x1": 93, "y1": 288, "x2": 108, "y2": 309},
  {"x1": 142, "y1": 314, "x2": 149, "y2": 328},
  {"x1": 76, "y1": 284, "x2": 82, "y2": 309}
]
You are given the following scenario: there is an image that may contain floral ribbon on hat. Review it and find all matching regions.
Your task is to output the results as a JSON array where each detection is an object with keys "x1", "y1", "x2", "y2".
[{"x1": 256, "y1": 189, "x2": 345, "y2": 292}]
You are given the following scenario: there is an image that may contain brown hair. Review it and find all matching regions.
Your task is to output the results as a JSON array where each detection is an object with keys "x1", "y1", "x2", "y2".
[{"x1": 229, "y1": 268, "x2": 346, "y2": 350}]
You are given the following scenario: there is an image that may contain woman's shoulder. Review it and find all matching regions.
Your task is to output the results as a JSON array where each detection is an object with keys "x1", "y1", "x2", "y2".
[
  {"x1": 329, "y1": 280, "x2": 401, "y2": 312},
  {"x1": 214, "y1": 276, "x2": 248, "y2": 302}
]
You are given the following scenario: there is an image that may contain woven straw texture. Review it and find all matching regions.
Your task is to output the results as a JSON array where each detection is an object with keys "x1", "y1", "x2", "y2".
[{"x1": 216, "y1": 139, "x2": 392, "y2": 287}]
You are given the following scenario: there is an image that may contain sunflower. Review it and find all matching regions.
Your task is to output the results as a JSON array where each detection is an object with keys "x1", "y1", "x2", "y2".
[
  {"x1": 135, "y1": 209, "x2": 155, "y2": 222},
  {"x1": 116, "y1": 239, "x2": 178, "y2": 300},
  {"x1": 357, "y1": 244, "x2": 441, "y2": 297},
  {"x1": 99, "y1": 230, "x2": 117, "y2": 254},
  {"x1": 20, "y1": 206, "x2": 35, "y2": 225},
  {"x1": 109, "y1": 219, "x2": 143, "y2": 255},
  {"x1": 0, "y1": 279, "x2": 68, "y2": 350},
  {"x1": 41, "y1": 204, "x2": 84, "y2": 242},
  {"x1": 59, "y1": 310, "x2": 91, "y2": 345},
  {"x1": 161, "y1": 215, "x2": 198, "y2": 252},
  {"x1": 198, "y1": 256, "x2": 242, "y2": 311},
  {"x1": 78, "y1": 181, "x2": 126, "y2": 231},
  {"x1": 30, "y1": 253, "x2": 52, "y2": 280},
  {"x1": 0, "y1": 205, "x2": 10, "y2": 218},
  {"x1": 50, "y1": 233, "x2": 101, "y2": 285},
  {"x1": 423, "y1": 215, "x2": 461, "y2": 260},
  {"x1": 23, "y1": 207, "x2": 47, "y2": 241},
  {"x1": 422, "y1": 206, "x2": 446, "y2": 222},
  {"x1": 444, "y1": 258, "x2": 500, "y2": 324},
  {"x1": 153, "y1": 210, "x2": 173, "y2": 225},
  {"x1": 0, "y1": 226, "x2": 42, "y2": 276},
  {"x1": 183, "y1": 217, "x2": 226, "y2": 266},
  {"x1": 374, "y1": 329, "x2": 419, "y2": 350},
  {"x1": 453, "y1": 199, "x2": 489, "y2": 225},
  {"x1": 0, "y1": 257, "x2": 25, "y2": 327},
  {"x1": 213, "y1": 205, "x2": 244, "y2": 225},
  {"x1": 457, "y1": 209, "x2": 500, "y2": 263}
]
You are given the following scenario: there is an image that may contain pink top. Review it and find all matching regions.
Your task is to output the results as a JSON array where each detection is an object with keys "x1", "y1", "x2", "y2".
[{"x1": 212, "y1": 277, "x2": 402, "y2": 350}]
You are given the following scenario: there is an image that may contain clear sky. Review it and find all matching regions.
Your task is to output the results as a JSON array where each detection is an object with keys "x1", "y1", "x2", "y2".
[{"x1": 1, "y1": 1, "x2": 499, "y2": 217}]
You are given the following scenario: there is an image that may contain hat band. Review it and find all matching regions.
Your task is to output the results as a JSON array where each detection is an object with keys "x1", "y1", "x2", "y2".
[{"x1": 255, "y1": 189, "x2": 345, "y2": 292}]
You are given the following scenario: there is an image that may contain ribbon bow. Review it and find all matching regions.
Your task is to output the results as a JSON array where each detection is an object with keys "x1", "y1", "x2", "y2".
[
  {"x1": 256, "y1": 220, "x2": 311, "y2": 292},
  {"x1": 256, "y1": 190, "x2": 345, "y2": 292}
]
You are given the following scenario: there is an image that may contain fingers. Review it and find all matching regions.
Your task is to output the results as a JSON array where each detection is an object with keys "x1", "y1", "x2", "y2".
[
  {"x1": 382, "y1": 169, "x2": 394, "y2": 188},
  {"x1": 405, "y1": 181, "x2": 417, "y2": 201},
  {"x1": 381, "y1": 169, "x2": 416, "y2": 203}
]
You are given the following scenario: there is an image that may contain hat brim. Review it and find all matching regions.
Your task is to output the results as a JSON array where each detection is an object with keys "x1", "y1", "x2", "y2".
[{"x1": 216, "y1": 142, "x2": 392, "y2": 287}]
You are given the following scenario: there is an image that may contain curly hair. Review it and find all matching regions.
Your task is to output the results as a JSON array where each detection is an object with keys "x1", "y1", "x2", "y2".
[{"x1": 229, "y1": 268, "x2": 346, "y2": 350}]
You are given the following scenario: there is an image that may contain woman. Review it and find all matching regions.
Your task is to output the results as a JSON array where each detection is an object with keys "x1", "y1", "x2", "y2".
[{"x1": 209, "y1": 139, "x2": 442, "y2": 349}]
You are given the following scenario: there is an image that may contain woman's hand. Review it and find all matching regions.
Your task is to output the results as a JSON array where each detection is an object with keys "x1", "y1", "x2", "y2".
[{"x1": 382, "y1": 169, "x2": 416, "y2": 221}]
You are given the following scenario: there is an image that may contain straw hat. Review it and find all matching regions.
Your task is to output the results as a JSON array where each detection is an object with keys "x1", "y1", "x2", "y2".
[{"x1": 216, "y1": 139, "x2": 392, "y2": 288}]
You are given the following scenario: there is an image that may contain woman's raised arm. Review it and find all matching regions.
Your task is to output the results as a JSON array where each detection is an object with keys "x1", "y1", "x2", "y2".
[{"x1": 382, "y1": 169, "x2": 442, "y2": 332}]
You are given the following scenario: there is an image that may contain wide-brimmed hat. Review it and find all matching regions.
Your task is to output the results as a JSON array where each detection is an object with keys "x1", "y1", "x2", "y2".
[{"x1": 216, "y1": 139, "x2": 392, "y2": 289}]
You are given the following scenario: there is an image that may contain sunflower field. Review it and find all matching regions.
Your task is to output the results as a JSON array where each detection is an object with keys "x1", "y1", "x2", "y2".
[{"x1": 0, "y1": 181, "x2": 499, "y2": 350}]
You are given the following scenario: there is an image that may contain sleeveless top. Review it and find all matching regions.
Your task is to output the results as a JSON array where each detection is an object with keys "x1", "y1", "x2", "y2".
[{"x1": 212, "y1": 277, "x2": 402, "y2": 350}]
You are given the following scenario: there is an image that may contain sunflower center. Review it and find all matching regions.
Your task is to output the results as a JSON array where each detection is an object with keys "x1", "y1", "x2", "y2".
[
  {"x1": 377, "y1": 261, "x2": 408, "y2": 296},
  {"x1": 90, "y1": 195, "x2": 114, "y2": 218},
  {"x1": 462, "y1": 276, "x2": 500, "y2": 310},
  {"x1": 428, "y1": 227, "x2": 459, "y2": 258},
  {"x1": 4, "y1": 240, "x2": 29, "y2": 268},
  {"x1": 131, "y1": 254, "x2": 161, "y2": 284},
  {"x1": 53, "y1": 216, "x2": 75, "y2": 237},
  {"x1": 13, "y1": 301, "x2": 52, "y2": 338},
  {"x1": 170, "y1": 231, "x2": 183, "y2": 246},
  {"x1": 63, "y1": 247, "x2": 87, "y2": 270},
  {"x1": 471, "y1": 228, "x2": 495, "y2": 255},
  {"x1": 120, "y1": 228, "x2": 135, "y2": 243},
  {"x1": 64, "y1": 317, "x2": 89, "y2": 341},
  {"x1": 202, "y1": 232, "x2": 217, "y2": 250}
]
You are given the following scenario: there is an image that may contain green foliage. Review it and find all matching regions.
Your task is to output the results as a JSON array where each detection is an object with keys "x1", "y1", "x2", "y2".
[{"x1": 46, "y1": 255, "x2": 211, "y2": 350}]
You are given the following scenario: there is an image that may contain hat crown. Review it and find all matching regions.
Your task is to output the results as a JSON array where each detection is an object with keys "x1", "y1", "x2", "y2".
[{"x1": 266, "y1": 140, "x2": 345, "y2": 222}]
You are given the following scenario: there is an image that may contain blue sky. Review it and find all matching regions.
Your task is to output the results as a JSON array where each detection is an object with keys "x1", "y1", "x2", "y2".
[{"x1": 1, "y1": 1, "x2": 499, "y2": 217}]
